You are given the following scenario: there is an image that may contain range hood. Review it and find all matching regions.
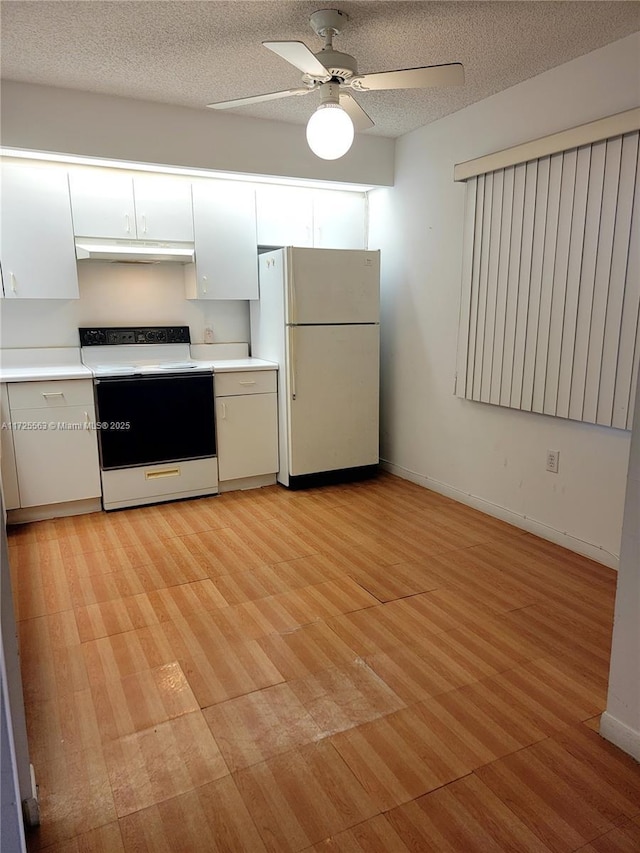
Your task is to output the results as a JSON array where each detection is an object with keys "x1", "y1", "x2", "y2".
[{"x1": 75, "y1": 239, "x2": 195, "y2": 264}]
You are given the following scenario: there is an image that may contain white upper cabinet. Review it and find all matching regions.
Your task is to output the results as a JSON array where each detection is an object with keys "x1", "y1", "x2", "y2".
[
  {"x1": 132, "y1": 176, "x2": 194, "y2": 241},
  {"x1": 69, "y1": 170, "x2": 194, "y2": 241},
  {"x1": 256, "y1": 186, "x2": 314, "y2": 248},
  {"x1": 69, "y1": 170, "x2": 136, "y2": 238},
  {"x1": 187, "y1": 180, "x2": 258, "y2": 300},
  {"x1": 313, "y1": 190, "x2": 367, "y2": 250},
  {"x1": 256, "y1": 185, "x2": 366, "y2": 250},
  {"x1": 0, "y1": 164, "x2": 79, "y2": 299}
]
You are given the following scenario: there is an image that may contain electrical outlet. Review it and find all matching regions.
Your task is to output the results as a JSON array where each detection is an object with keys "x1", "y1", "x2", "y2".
[{"x1": 546, "y1": 450, "x2": 560, "y2": 473}]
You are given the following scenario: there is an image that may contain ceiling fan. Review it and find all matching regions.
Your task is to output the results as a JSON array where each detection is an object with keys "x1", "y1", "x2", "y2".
[{"x1": 207, "y1": 8, "x2": 464, "y2": 160}]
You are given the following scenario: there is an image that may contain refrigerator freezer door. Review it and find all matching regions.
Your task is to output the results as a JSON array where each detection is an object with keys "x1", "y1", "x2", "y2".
[
  {"x1": 286, "y1": 323, "x2": 379, "y2": 478},
  {"x1": 287, "y1": 247, "x2": 380, "y2": 325}
]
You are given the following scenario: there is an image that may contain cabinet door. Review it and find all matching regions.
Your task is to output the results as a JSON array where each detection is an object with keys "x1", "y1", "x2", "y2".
[
  {"x1": 0, "y1": 385, "x2": 20, "y2": 509},
  {"x1": 190, "y1": 180, "x2": 258, "y2": 299},
  {"x1": 0, "y1": 164, "x2": 79, "y2": 299},
  {"x1": 69, "y1": 169, "x2": 136, "y2": 238},
  {"x1": 12, "y1": 405, "x2": 101, "y2": 507},
  {"x1": 216, "y1": 393, "x2": 278, "y2": 481},
  {"x1": 256, "y1": 186, "x2": 314, "y2": 248},
  {"x1": 313, "y1": 190, "x2": 366, "y2": 249},
  {"x1": 133, "y1": 176, "x2": 194, "y2": 241}
]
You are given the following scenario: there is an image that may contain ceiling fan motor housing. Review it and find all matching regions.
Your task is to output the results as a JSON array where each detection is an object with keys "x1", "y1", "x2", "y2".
[
  {"x1": 305, "y1": 9, "x2": 357, "y2": 84},
  {"x1": 302, "y1": 48, "x2": 358, "y2": 86}
]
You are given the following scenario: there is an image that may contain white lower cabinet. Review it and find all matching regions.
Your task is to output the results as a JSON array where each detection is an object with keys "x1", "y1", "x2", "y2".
[
  {"x1": 215, "y1": 370, "x2": 278, "y2": 483},
  {"x1": 7, "y1": 380, "x2": 101, "y2": 508}
]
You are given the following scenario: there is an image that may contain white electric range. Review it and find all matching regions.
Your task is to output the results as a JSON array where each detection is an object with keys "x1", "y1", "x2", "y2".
[
  {"x1": 79, "y1": 325, "x2": 214, "y2": 377},
  {"x1": 79, "y1": 326, "x2": 218, "y2": 510}
]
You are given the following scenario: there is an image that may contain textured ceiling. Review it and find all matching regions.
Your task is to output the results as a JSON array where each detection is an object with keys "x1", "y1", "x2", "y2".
[{"x1": 1, "y1": 1, "x2": 638, "y2": 139}]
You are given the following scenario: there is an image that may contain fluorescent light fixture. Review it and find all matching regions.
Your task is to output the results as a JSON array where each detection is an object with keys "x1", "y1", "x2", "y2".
[{"x1": 0, "y1": 147, "x2": 376, "y2": 192}]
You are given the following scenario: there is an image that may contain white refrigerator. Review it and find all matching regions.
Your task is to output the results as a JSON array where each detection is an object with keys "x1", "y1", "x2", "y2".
[{"x1": 250, "y1": 247, "x2": 380, "y2": 488}]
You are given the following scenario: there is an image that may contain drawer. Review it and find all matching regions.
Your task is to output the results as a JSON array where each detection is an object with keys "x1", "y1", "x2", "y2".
[
  {"x1": 8, "y1": 379, "x2": 95, "y2": 410},
  {"x1": 101, "y1": 457, "x2": 219, "y2": 511},
  {"x1": 215, "y1": 370, "x2": 277, "y2": 397}
]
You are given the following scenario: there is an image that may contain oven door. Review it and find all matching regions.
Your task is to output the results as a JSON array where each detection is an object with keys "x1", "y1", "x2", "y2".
[{"x1": 95, "y1": 373, "x2": 215, "y2": 470}]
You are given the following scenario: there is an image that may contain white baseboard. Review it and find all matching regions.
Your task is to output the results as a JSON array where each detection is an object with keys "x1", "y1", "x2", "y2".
[
  {"x1": 380, "y1": 460, "x2": 619, "y2": 570},
  {"x1": 21, "y1": 764, "x2": 40, "y2": 828},
  {"x1": 599, "y1": 712, "x2": 640, "y2": 762},
  {"x1": 218, "y1": 473, "x2": 277, "y2": 493},
  {"x1": 7, "y1": 498, "x2": 102, "y2": 525}
]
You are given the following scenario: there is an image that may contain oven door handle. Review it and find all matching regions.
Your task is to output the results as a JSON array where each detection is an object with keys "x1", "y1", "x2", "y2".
[
  {"x1": 145, "y1": 467, "x2": 181, "y2": 480},
  {"x1": 94, "y1": 373, "x2": 209, "y2": 384}
]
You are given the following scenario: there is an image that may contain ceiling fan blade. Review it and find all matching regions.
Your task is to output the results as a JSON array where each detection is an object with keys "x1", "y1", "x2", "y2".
[
  {"x1": 339, "y1": 92, "x2": 375, "y2": 131},
  {"x1": 263, "y1": 41, "x2": 331, "y2": 80},
  {"x1": 351, "y1": 62, "x2": 464, "y2": 92},
  {"x1": 207, "y1": 87, "x2": 314, "y2": 109}
]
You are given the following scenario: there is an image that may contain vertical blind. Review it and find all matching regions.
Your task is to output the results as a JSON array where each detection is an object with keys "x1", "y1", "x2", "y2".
[{"x1": 456, "y1": 130, "x2": 639, "y2": 430}]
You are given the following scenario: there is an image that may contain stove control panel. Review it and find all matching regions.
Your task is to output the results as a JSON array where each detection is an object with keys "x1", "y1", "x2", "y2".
[{"x1": 79, "y1": 326, "x2": 191, "y2": 346}]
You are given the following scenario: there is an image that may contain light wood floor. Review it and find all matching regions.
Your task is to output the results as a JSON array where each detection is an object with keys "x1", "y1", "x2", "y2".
[{"x1": 8, "y1": 472, "x2": 640, "y2": 852}]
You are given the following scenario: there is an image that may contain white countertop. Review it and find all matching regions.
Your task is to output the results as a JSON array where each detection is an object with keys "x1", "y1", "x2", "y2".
[
  {"x1": 0, "y1": 364, "x2": 94, "y2": 382},
  {"x1": 0, "y1": 356, "x2": 277, "y2": 382},
  {"x1": 0, "y1": 347, "x2": 90, "y2": 382}
]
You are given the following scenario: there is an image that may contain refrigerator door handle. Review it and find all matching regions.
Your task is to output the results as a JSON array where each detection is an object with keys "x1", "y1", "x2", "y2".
[
  {"x1": 289, "y1": 325, "x2": 297, "y2": 401},
  {"x1": 288, "y1": 262, "x2": 297, "y2": 325}
]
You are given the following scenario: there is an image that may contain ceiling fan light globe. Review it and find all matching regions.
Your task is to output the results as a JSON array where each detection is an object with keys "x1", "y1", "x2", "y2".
[{"x1": 306, "y1": 104, "x2": 354, "y2": 160}]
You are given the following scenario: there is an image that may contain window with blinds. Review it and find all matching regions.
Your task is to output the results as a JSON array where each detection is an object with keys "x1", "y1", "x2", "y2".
[{"x1": 455, "y1": 129, "x2": 639, "y2": 430}]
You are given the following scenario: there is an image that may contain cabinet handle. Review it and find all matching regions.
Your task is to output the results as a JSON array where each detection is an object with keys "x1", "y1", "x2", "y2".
[
  {"x1": 10, "y1": 272, "x2": 17, "y2": 294},
  {"x1": 125, "y1": 214, "x2": 131, "y2": 234},
  {"x1": 42, "y1": 392, "x2": 64, "y2": 399},
  {"x1": 84, "y1": 411, "x2": 91, "y2": 429},
  {"x1": 141, "y1": 214, "x2": 147, "y2": 235},
  {"x1": 238, "y1": 380, "x2": 256, "y2": 386},
  {"x1": 221, "y1": 402, "x2": 227, "y2": 419},
  {"x1": 145, "y1": 467, "x2": 180, "y2": 480},
  {"x1": 202, "y1": 274, "x2": 208, "y2": 295}
]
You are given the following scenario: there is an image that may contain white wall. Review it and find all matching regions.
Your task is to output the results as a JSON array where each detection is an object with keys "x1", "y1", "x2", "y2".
[
  {"x1": 369, "y1": 33, "x2": 640, "y2": 566},
  {"x1": 601, "y1": 375, "x2": 640, "y2": 759},
  {"x1": 0, "y1": 262, "x2": 250, "y2": 349},
  {"x1": 0, "y1": 81, "x2": 394, "y2": 188}
]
